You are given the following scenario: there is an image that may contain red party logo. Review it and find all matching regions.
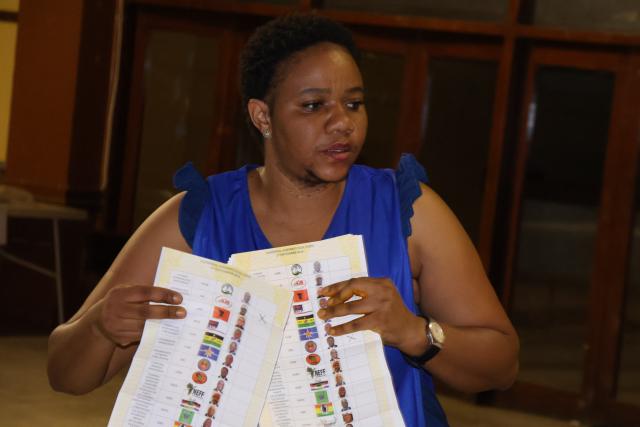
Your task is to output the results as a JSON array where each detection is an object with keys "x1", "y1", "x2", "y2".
[
  {"x1": 192, "y1": 371, "x2": 207, "y2": 384},
  {"x1": 306, "y1": 354, "x2": 321, "y2": 366}
]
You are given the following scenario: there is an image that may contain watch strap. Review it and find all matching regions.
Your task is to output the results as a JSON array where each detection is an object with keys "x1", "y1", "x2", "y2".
[{"x1": 402, "y1": 316, "x2": 441, "y2": 368}]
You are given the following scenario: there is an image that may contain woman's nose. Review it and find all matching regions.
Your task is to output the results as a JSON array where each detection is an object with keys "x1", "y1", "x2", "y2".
[{"x1": 326, "y1": 104, "x2": 355, "y2": 135}]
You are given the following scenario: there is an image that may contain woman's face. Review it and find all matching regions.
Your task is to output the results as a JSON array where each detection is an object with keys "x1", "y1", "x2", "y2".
[{"x1": 265, "y1": 42, "x2": 367, "y2": 186}]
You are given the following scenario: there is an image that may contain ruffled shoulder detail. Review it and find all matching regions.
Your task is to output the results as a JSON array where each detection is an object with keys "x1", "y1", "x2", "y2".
[
  {"x1": 395, "y1": 153, "x2": 430, "y2": 238},
  {"x1": 173, "y1": 162, "x2": 211, "y2": 248}
]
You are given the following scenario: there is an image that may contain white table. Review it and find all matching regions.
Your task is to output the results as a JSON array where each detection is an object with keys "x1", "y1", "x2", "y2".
[{"x1": 0, "y1": 199, "x2": 87, "y2": 324}]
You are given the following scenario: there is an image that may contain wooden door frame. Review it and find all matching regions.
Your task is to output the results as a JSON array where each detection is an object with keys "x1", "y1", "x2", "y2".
[
  {"x1": 115, "y1": 8, "x2": 241, "y2": 234},
  {"x1": 357, "y1": 28, "x2": 504, "y2": 263},
  {"x1": 495, "y1": 44, "x2": 640, "y2": 424},
  {"x1": 595, "y1": 49, "x2": 640, "y2": 426}
]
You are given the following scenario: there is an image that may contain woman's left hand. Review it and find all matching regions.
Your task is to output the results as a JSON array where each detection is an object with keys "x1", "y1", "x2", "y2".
[{"x1": 316, "y1": 277, "x2": 426, "y2": 355}]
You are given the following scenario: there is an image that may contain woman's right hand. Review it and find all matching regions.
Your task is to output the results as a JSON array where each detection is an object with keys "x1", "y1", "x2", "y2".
[{"x1": 93, "y1": 284, "x2": 186, "y2": 347}]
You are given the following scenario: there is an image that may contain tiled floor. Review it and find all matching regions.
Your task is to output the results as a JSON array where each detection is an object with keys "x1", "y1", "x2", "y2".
[{"x1": 1, "y1": 336, "x2": 578, "y2": 427}]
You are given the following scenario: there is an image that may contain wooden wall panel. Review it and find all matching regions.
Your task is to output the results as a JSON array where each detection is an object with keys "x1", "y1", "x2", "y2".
[
  {"x1": 5, "y1": 0, "x2": 114, "y2": 206},
  {"x1": 5, "y1": 0, "x2": 84, "y2": 201}
]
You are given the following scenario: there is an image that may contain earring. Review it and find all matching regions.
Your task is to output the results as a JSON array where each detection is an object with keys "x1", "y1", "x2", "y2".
[{"x1": 262, "y1": 128, "x2": 271, "y2": 139}]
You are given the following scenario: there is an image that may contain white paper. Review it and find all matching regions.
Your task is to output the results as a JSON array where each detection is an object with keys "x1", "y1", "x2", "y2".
[
  {"x1": 230, "y1": 235, "x2": 406, "y2": 427},
  {"x1": 108, "y1": 247, "x2": 292, "y2": 427}
]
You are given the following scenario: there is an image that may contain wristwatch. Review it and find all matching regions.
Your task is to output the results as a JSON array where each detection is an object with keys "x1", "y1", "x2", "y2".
[{"x1": 403, "y1": 316, "x2": 445, "y2": 368}]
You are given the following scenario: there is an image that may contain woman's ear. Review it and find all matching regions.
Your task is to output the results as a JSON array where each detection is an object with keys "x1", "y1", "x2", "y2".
[{"x1": 247, "y1": 99, "x2": 272, "y2": 139}]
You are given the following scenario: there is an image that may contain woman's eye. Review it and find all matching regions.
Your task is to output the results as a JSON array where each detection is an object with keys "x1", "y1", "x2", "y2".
[
  {"x1": 302, "y1": 101, "x2": 322, "y2": 112},
  {"x1": 346, "y1": 100, "x2": 364, "y2": 111}
]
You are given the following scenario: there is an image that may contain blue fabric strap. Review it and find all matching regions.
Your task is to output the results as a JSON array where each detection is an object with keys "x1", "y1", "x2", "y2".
[
  {"x1": 173, "y1": 162, "x2": 210, "y2": 248},
  {"x1": 395, "y1": 153, "x2": 430, "y2": 239}
]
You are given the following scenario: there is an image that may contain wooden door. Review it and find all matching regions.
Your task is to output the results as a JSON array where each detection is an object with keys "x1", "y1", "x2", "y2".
[
  {"x1": 115, "y1": 9, "x2": 245, "y2": 233},
  {"x1": 496, "y1": 45, "x2": 640, "y2": 425}
]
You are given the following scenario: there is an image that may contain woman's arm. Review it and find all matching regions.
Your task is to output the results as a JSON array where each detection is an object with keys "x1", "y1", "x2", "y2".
[
  {"x1": 405, "y1": 183, "x2": 519, "y2": 392},
  {"x1": 47, "y1": 193, "x2": 191, "y2": 395},
  {"x1": 318, "y1": 183, "x2": 518, "y2": 393}
]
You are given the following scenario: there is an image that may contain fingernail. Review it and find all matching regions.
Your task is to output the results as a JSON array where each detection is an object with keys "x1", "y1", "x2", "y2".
[
  {"x1": 173, "y1": 294, "x2": 182, "y2": 304},
  {"x1": 324, "y1": 324, "x2": 332, "y2": 333},
  {"x1": 176, "y1": 308, "x2": 186, "y2": 318},
  {"x1": 319, "y1": 298, "x2": 328, "y2": 309}
]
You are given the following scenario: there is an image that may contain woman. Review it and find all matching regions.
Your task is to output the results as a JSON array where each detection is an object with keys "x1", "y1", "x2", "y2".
[{"x1": 47, "y1": 14, "x2": 518, "y2": 426}]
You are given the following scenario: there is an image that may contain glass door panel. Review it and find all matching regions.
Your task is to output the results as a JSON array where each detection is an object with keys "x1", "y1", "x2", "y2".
[
  {"x1": 529, "y1": 0, "x2": 640, "y2": 33},
  {"x1": 512, "y1": 67, "x2": 614, "y2": 392},
  {"x1": 618, "y1": 171, "x2": 640, "y2": 405},
  {"x1": 324, "y1": 0, "x2": 508, "y2": 22},
  {"x1": 133, "y1": 30, "x2": 221, "y2": 227},
  {"x1": 356, "y1": 51, "x2": 405, "y2": 168},
  {"x1": 417, "y1": 58, "x2": 497, "y2": 244}
]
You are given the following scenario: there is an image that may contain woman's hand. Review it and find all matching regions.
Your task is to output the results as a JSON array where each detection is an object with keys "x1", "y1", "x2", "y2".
[
  {"x1": 93, "y1": 284, "x2": 186, "y2": 347},
  {"x1": 316, "y1": 277, "x2": 426, "y2": 355},
  {"x1": 47, "y1": 194, "x2": 191, "y2": 395}
]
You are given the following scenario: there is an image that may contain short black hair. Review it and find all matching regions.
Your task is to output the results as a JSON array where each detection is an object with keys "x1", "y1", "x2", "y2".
[{"x1": 240, "y1": 13, "x2": 360, "y2": 108}]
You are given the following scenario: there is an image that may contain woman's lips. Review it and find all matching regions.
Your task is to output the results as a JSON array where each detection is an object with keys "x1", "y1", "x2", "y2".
[{"x1": 323, "y1": 143, "x2": 351, "y2": 161}]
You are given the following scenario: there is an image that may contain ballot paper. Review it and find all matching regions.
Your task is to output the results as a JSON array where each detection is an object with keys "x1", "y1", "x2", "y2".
[
  {"x1": 108, "y1": 247, "x2": 292, "y2": 427},
  {"x1": 229, "y1": 234, "x2": 406, "y2": 427}
]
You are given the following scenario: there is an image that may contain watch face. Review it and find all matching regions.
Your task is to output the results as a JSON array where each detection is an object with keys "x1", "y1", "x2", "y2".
[{"x1": 430, "y1": 321, "x2": 445, "y2": 344}]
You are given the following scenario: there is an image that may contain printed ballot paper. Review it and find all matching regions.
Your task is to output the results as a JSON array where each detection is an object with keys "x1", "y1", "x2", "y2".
[
  {"x1": 109, "y1": 235, "x2": 404, "y2": 427},
  {"x1": 108, "y1": 248, "x2": 291, "y2": 427},
  {"x1": 230, "y1": 235, "x2": 406, "y2": 427}
]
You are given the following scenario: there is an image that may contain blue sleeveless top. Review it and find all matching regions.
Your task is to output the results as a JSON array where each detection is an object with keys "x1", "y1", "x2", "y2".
[{"x1": 174, "y1": 154, "x2": 449, "y2": 427}]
